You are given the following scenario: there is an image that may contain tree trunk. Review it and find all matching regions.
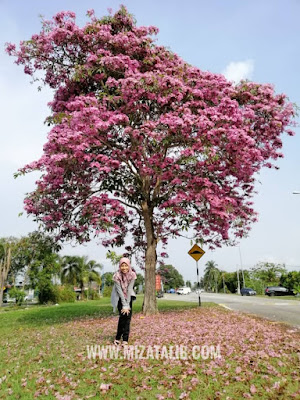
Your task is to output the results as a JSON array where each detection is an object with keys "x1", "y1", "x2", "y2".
[
  {"x1": 22, "y1": 266, "x2": 29, "y2": 290},
  {"x1": 81, "y1": 282, "x2": 85, "y2": 300},
  {"x1": 142, "y1": 202, "x2": 158, "y2": 315},
  {"x1": 88, "y1": 281, "x2": 91, "y2": 300},
  {"x1": 0, "y1": 268, "x2": 4, "y2": 306},
  {"x1": 0, "y1": 246, "x2": 12, "y2": 306}
]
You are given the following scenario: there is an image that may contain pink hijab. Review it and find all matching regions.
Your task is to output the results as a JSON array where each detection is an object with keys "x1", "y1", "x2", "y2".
[{"x1": 113, "y1": 257, "x2": 136, "y2": 296}]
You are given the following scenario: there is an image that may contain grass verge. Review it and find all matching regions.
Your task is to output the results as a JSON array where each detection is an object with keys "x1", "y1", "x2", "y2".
[{"x1": 0, "y1": 297, "x2": 299, "y2": 399}]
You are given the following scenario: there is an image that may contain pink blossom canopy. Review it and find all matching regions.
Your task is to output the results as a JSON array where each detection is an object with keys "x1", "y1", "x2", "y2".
[{"x1": 6, "y1": 7, "x2": 296, "y2": 255}]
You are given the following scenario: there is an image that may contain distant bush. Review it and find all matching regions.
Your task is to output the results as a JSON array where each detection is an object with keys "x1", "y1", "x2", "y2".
[
  {"x1": 37, "y1": 279, "x2": 59, "y2": 304},
  {"x1": 9, "y1": 287, "x2": 25, "y2": 306},
  {"x1": 103, "y1": 286, "x2": 113, "y2": 297},
  {"x1": 244, "y1": 280, "x2": 265, "y2": 295},
  {"x1": 281, "y1": 271, "x2": 300, "y2": 292},
  {"x1": 85, "y1": 289, "x2": 101, "y2": 300},
  {"x1": 57, "y1": 285, "x2": 76, "y2": 303}
]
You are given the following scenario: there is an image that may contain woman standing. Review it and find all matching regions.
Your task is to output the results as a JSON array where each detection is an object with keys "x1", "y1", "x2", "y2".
[{"x1": 111, "y1": 257, "x2": 136, "y2": 346}]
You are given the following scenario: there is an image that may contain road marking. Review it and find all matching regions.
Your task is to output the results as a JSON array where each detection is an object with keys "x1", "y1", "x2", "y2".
[
  {"x1": 268, "y1": 303, "x2": 298, "y2": 306},
  {"x1": 218, "y1": 304, "x2": 232, "y2": 310}
]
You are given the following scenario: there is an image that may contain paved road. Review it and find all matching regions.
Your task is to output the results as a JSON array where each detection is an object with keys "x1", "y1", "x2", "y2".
[{"x1": 163, "y1": 292, "x2": 300, "y2": 329}]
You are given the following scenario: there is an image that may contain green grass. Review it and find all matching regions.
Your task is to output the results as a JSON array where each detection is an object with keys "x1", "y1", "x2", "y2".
[
  {"x1": 0, "y1": 297, "x2": 299, "y2": 400},
  {"x1": 0, "y1": 296, "x2": 208, "y2": 331}
]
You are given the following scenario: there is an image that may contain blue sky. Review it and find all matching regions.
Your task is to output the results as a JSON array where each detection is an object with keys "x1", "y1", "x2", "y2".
[{"x1": 1, "y1": 0, "x2": 300, "y2": 282}]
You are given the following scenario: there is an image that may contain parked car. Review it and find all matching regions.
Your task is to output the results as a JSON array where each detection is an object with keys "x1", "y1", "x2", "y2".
[
  {"x1": 167, "y1": 288, "x2": 176, "y2": 293},
  {"x1": 265, "y1": 286, "x2": 295, "y2": 296},
  {"x1": 241, "y1": 288, "x2": 256, "y2": 296},
  {"x1": 177, "y1": 287, "x2": 191, "y2": 295}
]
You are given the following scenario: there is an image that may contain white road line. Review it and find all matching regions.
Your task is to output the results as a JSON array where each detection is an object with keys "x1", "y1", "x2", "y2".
[
  {"x1": 270, "y1": 303, "x2": 298, "y2": 306},
  {"x1": 218, "y1": 303, "x2": 232, "y2": 310}
]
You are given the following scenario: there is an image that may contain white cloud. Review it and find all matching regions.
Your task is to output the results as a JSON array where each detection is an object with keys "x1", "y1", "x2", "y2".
[{"x1": 222, "y1": 59, "x2": 254, "y2": 84}]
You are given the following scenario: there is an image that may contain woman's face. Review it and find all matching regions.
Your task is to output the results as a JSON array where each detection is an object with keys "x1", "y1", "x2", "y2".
[{"x1": 120, "y1": 262, "x2": 129, "y2": 274}]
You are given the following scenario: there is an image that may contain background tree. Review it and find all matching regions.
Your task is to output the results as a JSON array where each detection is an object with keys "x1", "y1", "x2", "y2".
[
  {"x1": 1, "y1": 234, "x2": 62, "y2": 304},
  {"x1": 61, "y1": 255, "x2": 102, "y2": 299},
  {"x1": 203, "y1": 261, "x2": 220, "y2": 292},
  {"x1": 220, "y1": 272, "x2": 227, "y2": 293},
  {"x1": 135, "y1": 273, "x2": 145, "y2": 288},
  {"x1": 1, "y1": 232, "x2": 61, "y2": 304},
  {"x1": 106, "y1": 251, "x2": 122, "y2": 272},
  {"x1": 61, "y1": 256, "x2": 81, "y2": 286},
  {"x1": 250, "y1": 262, "x2": 287, "y2": 288},
  {"x1": 157, "y1": 264, "x2": 184, "y2": 290},
  {"x1": 0, "y1": 240, "x2": 12, "y2": 305},
  {"x1": 222, "y1": 270, "x2": 252, "y2": 293},
  {"x1": 2, "y1": 237, "x2": 28, "y2": 288},
  {"x1": 8, "y1": 287, "x2": 26, "y2": 306},
  {"x1": 185, "y1": 280, "x2": 192, "y2": 288},
  {"x1": 280, "y1": 271, "x2": 300, "y2": 293},
  {"x1": 222, "y1": 272, "x2": 237, "y2": 293},
  {"x1": 192, "y1": 277, "x2": 204, "y2": 290},
  {"x1": 101, "y1": 272, "x2": 114, "y2": 288},
  {"x1": 7, "y1": 7, "x2": 295, "y2": 314},
  {"x1": 23, "y1": 232, "x2": 61, "y2": 303},
  {"x1": 85, "y1": 259, "x2": 102, "y2": 298}
]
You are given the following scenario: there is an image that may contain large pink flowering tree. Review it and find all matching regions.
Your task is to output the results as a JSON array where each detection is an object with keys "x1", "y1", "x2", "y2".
[{"x1": 7, "y1": 7, "x2": 295, "y2": 314}]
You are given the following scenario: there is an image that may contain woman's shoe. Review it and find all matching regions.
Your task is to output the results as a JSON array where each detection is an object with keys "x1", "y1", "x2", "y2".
[
  {"x1": 122, "y1": 341, "x2": 128, "y2": 347},
  {"x1": 113, "y1": 339, "x2": 121, "y2": 346}
]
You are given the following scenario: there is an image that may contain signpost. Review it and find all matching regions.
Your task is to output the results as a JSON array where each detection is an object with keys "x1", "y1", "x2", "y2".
[
  {"x1": 155, "y1": 274, "x2": 162, "y2": 291},
  {"x1": 188, "y1": 244, "x2": 205, "y2": 306}
]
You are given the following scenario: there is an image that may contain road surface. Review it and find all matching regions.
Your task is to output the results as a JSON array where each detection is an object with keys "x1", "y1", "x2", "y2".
[{"x1": 163, "y1": 292, "x2": 300, "y2": 329}]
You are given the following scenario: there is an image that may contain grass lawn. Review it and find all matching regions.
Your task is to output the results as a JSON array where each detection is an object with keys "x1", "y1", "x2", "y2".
[{"x1": 0, "y1": 296, "x2": 299, "y2": 399}]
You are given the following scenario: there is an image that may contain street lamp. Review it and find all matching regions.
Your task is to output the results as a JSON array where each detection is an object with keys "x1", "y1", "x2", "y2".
[
  {"x1": 238, "y1": 246, "x2": 245, "y2": 288},
  {"x1": 236, "y1": 264, "x2": 241, "y2": 295}
]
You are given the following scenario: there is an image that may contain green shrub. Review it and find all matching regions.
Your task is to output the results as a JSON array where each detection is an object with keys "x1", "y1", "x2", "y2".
[
  {"x1": 37, "y1": 280, "x2": 59, "y2": 304},
  {"x1": 293, "y1": 285, "x2": 300, "y2": 294},
  {"x1": 57, "y1": 285, "x2": 76, "y2": 303},
  {"x1": 85, "y1": 289, "x2": 100, "y2": 300},
  {"x1": 103, "y1": 286, "x2": 113, "y2": 297},
  {"x1": 8, "y1": 287, "x2": 25, "y2": 306},
  {"x1": 244, "y1": 280, "x2": 265, "y2": 295}
]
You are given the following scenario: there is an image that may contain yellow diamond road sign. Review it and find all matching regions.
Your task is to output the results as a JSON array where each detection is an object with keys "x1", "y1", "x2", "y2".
[{"x1": 188, "y1": 244, "x2": 205, "y2": 261}]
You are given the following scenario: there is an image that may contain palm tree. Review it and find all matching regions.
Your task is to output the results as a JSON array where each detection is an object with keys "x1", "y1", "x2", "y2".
[
  {"x1": 61, "y1": 256, "x2": 82, "y2": 286},
  {"x1": 204, "y1": 260, "x2": 220, "y2": 293},
  {"x1": 61, "y1": 255, "x2": 87, "y2": 299},
  {"x1": 85, "y1": 259, "x2": 103, "y2": 298},
  {"x1": 61, "y1": 256, "x2": 103, "y2": 299}
]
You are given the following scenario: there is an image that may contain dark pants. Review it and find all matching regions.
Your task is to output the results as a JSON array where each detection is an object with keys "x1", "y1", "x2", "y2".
[{"x1": 116, "y1": 297, "x2": 133, "y2": 342}]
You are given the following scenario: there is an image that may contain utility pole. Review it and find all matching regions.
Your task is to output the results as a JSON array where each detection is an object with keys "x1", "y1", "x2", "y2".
[
  {"x1": 236, "y1": 264, "x2": 241, "y2": 295},
  {"x1": 238, "y1": 246, "x2": 245, "y2": 288},
  {"x1": 214, "y1": 269, "x2": 218, "y2": 293}
]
